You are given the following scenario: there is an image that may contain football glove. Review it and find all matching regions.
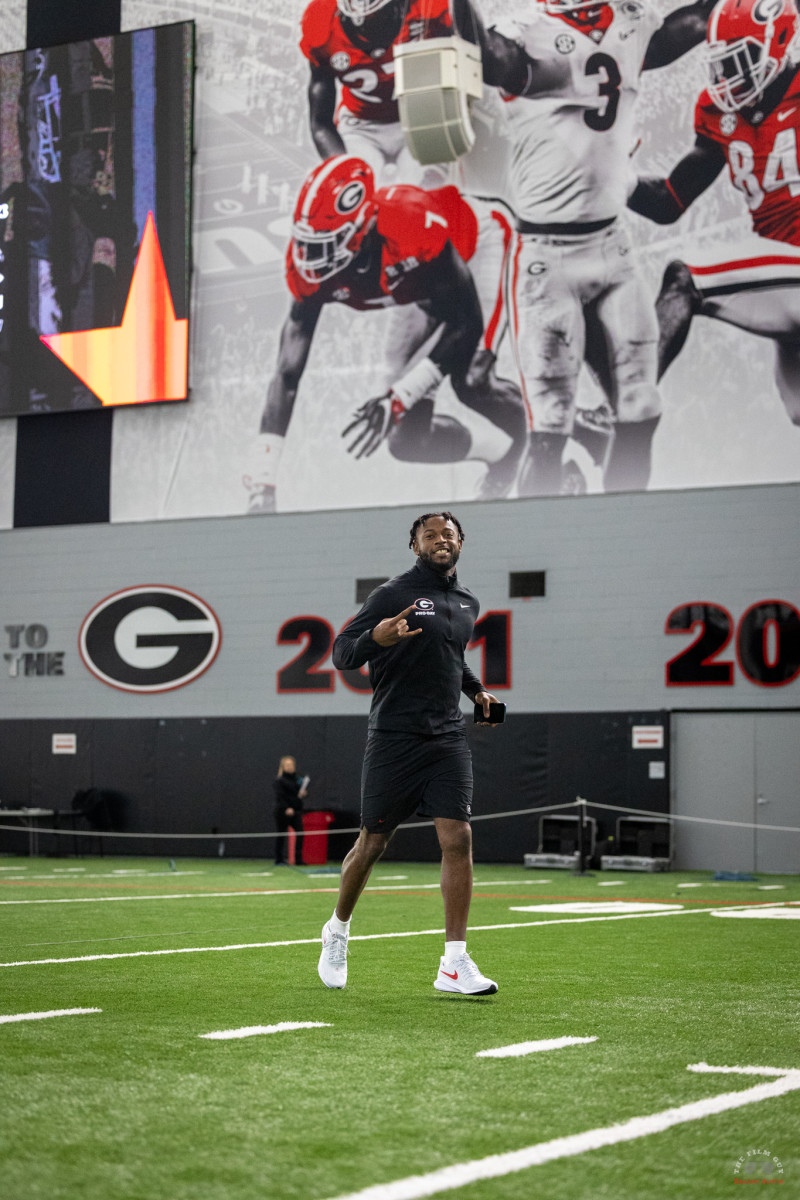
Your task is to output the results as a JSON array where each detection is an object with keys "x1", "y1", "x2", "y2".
[{"x1": 342, "y1": 391, "x2": 406, "y2": 459}]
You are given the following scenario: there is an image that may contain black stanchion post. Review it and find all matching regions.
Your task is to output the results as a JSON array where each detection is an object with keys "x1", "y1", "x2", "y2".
[{"x1": 572, "y1": 795, "x2": 593, "y2": 876}]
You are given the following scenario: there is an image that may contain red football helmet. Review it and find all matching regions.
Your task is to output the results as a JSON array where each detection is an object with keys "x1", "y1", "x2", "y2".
[
  {"x1": 291, "y1": 156, "x2": 376, "y2": 284},
  {"x1": 706, "y1": 0, "x2": 800, "y2": 113}
]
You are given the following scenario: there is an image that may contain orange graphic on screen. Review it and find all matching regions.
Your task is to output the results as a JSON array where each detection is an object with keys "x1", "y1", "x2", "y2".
[{"x1": 40, "y1": 212, "x2": 188, "y2": 407}]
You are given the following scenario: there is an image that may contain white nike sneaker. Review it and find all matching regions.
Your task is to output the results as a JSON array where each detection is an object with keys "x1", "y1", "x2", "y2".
[
  {"x1": 318, "y1": 921, "x2": 348, "y2": 989},
  {"x1": 434, "y1": 952, "x2": 498, "y2": 996}
]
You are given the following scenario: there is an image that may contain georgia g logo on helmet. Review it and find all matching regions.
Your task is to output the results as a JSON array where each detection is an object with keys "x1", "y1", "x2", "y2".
[
  {"x1": 335, "y1": 181, "x2": 367, "y2": 215},
  {"x1": 753, "y1": 0, "x2": 784, "y2": 23}
]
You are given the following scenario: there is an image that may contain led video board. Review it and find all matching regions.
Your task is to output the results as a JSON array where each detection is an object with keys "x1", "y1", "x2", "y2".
[{"x1": 0, "y1": 21, "x2": 194, "y2": 416}]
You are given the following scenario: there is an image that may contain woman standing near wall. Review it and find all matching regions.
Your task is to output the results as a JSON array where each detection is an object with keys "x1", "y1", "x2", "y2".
[{"x1": 273, "y1": 756, "x2": 308, "y2": 866}]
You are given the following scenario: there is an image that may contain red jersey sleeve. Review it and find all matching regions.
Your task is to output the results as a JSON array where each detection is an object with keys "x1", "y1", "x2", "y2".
[
  {"x1": 375, "y1": 185, "x2": 478, "y2": 265},
  {"x1": 694, "y1": 89, "x2": 729, "y2": 148},
  {"x1": 300, "y1": 0, "x2": 336, "y2": 68}
]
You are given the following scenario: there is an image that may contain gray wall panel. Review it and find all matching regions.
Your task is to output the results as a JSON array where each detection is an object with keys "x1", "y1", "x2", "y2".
[{"x1": 1, "y1": 483, "x2": 798, "y2": 719}]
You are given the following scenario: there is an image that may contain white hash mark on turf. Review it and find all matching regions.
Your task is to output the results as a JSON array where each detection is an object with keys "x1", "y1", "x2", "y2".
[
  {"x1": 0, "y1": 1007, "x2": 101, "y2": 1024},
  {"x1": 688, "y1": 1063, "x2": 796, "y2": 1077},
  {"x1": 757, "y1": 885, "x2": 785, "y2": 890},
  {"x1": 321, "y1": 1065, "x2": 800, "y2": 1200},
  {"x1": 597, "y1": 881, "x2": 626, "y2": 886},
  {"x1": 476, "y1": 1036, "x2": 597, "y2": 1058},
  {"x1": 200, "y1": 1021, "x2": 332, "y2": 1040}
]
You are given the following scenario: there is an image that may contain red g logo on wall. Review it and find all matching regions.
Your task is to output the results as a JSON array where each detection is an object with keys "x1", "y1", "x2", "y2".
[{"x1": 79, "y1": 586, "x2": 221, "y2": 693}]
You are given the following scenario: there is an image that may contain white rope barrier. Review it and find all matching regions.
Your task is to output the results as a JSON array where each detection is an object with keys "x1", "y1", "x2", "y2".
[
  {"x1": 1, "y1": 796, "x2": 798, "y2": 841},
  {"x1": 0, "y1": 800, "x2": 580, "y2": 841},
  {"x1": 577, "y1": 798, "x2": 800, "y2": 835}
]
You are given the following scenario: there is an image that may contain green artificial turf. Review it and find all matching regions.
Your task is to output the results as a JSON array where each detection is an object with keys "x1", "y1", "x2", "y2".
[{"x1": 0, "y1": 857, "x2": 797, "y2": 1200}]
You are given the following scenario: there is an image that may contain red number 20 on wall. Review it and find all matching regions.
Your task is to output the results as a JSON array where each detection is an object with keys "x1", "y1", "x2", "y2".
[{"x1": 666, "y1": 601, "x2": 800, "y2": 688}]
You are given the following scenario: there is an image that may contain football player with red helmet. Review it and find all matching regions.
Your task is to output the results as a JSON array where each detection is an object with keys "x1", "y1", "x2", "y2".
[
  {"x1": 629, "y1": 0, "x2": 800, "y2": 429},
  {"x1": 303, "y1": 0, "x2": 470, "y2": 183},
  {"x1": 244, "y1": 155, "x2": 526, "y2": 512}
]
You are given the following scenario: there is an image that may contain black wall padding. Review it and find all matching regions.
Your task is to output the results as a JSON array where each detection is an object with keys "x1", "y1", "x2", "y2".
[
  {"x1": 14, "y1": 0, "x2": 121, "y2": 529},
  {"x1": 0, "y1": 712, "x2": 670, "y2": 863},
  {"x1": 27, "y1": 0, "x2": 122, "y2": 46},
  {"x1": 14, "y1": 413, "x2": 113, "y2": 527}
]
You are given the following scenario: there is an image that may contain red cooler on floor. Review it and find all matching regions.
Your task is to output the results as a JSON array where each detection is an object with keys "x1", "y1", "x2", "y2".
[{"x1": 302, "y1": 810, "x2": 335, "y2": 865}]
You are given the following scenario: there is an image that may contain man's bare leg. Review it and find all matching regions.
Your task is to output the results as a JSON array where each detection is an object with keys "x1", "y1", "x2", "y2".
[
  {"x1": 335, "y1": 828, "x2": 392, "y2": 921},
  {"x1": 319, "y1": 828, "x2": 392, "y2": 989},
  {"x1": 434, "y1": 817, "x2": 473, "y2": 941},
  {"x1": 432, "y1": 817, "x2": 497, "y2": 994}
]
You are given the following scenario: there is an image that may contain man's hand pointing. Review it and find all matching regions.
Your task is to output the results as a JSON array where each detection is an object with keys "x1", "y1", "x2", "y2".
[{"x1": 372, "y1": 606, "x2": 423, "y2": 647}]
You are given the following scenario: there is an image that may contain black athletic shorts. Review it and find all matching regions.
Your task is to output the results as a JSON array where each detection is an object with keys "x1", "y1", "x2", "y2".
[{"x1": 361, "y1": 730, "x2": 473, "y2": 834}]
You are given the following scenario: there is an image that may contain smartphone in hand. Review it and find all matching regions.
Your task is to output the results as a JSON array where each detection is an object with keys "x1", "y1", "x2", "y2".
[{"x1": 473, "y1": 701, "x2": 506, "y2": 724}]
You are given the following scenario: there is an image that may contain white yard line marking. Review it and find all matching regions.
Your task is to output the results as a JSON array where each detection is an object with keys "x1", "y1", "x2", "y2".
[
  {"x1": 597, "y1": 881, "x2": 626, "y2": 887},
  {"x1": 474, "y1": 880, "x2": 551, "y2": 887},
  {"x1": 510, "y1": 902, "x2": 684, "y2": 915},
  {"x1": 0, "y1": 888, "x2": 340, "y2": 906},
  {"x1": 0, "y1": 903, "x2": 750, "y2": 969},
  {"x1": 200, "y1": 1021, "x2": 331, "y2": 1040},
  {"x1": 0, "y1": 871, "x2": 207, "y2": 884},
  {"x1": 757, "y1": 885, "x2": 785, "y2": 891},
  {"x1": 0, "y1": 1007, "x2": 101, "y2": 1025},
  {"x1": 0, "y1": 879, "x2": 535, "y2": 906},
  {"x1": 677, "y1": 883, "x2": 703, "y2": 888},
  {"x1": 476, "y1": 1036, "x2": 597, "y2": 1059},
  {"x1": 322, "y1": 1065, "x2": 800, "y2": 1200},
  {"x1": 0, "y1": 866, "x2": 27, "y2": 871}
]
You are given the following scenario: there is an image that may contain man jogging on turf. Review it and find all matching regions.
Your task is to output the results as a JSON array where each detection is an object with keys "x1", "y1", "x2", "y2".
[{"x1": 320, "y1": 511, "x2": 501, "y2": 995}]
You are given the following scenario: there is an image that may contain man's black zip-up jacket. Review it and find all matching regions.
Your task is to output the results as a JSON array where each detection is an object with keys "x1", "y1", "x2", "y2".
[{"x1": 332, "y1": 559, "x2": 485, "y2": 735}]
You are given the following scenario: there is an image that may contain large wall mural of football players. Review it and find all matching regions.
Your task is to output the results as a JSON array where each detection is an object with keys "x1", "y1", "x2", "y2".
[{"x1": 104, "y1": 0, "x2": 800, "y2": 519}]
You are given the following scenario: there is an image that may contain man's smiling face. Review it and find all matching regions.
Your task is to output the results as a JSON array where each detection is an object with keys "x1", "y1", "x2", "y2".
[{"x1": 413, "y1": 516, "x2": 462, "y2": 576}]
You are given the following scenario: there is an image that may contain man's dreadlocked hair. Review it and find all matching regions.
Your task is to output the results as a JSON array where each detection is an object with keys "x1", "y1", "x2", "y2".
[{"x1": 408, "y1": 511, "x2": 465, "y2": 549}]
